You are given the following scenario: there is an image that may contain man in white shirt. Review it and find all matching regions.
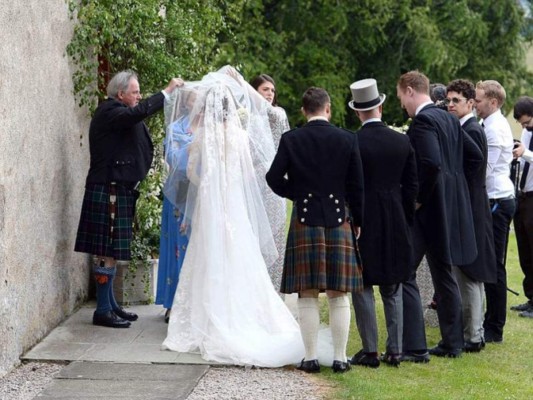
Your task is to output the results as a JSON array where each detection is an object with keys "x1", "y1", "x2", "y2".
[
  {"x1": 510, "y1": 96, "x2": 533, "y2": 319},
  {"x1": 475, "y1": 80, "x2": 517, "y2": 342}
]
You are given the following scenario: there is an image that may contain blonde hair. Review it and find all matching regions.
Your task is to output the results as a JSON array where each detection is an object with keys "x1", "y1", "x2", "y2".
[
  {"x1": 476, "y1": 80, "x2": 506, "y2": 107},
  {"x1": 397, "y1": 70, "x2": 429, "y2": 94}
]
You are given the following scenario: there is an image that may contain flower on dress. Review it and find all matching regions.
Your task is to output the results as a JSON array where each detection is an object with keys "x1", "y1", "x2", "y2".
[{"x1": 237, "y1": 107, "x2": 249, "y2": 129}]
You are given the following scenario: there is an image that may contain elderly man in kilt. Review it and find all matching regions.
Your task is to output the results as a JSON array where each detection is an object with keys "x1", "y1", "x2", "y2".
[
  {"x1": 266, "y1": 87, "x2": 364, "y2": 373},
  {"x1": 75, "y1": 70, "x2": 183, "y2": 328}
]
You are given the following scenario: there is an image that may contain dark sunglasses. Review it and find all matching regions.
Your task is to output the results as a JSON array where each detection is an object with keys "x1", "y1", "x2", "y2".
[{"x1": 444, "y1": 97, "x2": 467, "y2": 106}]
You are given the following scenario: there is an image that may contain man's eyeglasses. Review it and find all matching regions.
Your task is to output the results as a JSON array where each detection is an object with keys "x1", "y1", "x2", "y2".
[{"x1": 444, "y1": 97, "x2": 467, "y2": 106}]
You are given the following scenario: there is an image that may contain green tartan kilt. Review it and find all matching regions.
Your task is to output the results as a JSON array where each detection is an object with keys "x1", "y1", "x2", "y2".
[
  {"x1": 74, "y1": 183, "x2": 138, "y2": 261},
  {"x1": 280, "y1": 206, "x2": 363, "y2": 294}
]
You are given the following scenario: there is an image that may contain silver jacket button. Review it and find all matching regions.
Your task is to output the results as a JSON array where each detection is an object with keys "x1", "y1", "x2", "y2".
[
  {"x1": 336, "y1": 208, "x2": 340, "y2": 212},
  {"x1": 338, "y1": 218, "x2": 342, "y2": 223},
  {"x1": 308, "y1": 193, "x2": 313, "y2": 197},
  {"x1": 303, "y1": 199, "x2": 308, "y2": 204},
  {"x1": 303, "y1": 208, "x2": 308, "y2": 212},
  {"x1": 329, "y1": 194, "x2": 334, "y2": 198},
  {"x1": 335, "y1": 199, "x2": 339, "y2": 204},
  {"x1": 301, "y1": 218, "x2": 305, "y2": 223}
]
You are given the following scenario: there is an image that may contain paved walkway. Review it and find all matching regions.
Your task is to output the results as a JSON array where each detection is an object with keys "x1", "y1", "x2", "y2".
[{"x1": 22, "y1": 304, "x2": 213, "y2": 399}]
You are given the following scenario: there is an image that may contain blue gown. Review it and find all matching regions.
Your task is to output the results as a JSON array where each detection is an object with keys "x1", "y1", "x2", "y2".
[{"x1": 156, "y1": 117, "x2": 192, "y2": 309}]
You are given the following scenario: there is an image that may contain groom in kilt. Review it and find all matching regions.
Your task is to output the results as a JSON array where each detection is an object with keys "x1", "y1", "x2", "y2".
[
  {"x1": 75, "y1": 70, "x2": 183, "y2": 328},
  {"x1": 266, "y1": 87, "x2": 364, "y2": 373}
]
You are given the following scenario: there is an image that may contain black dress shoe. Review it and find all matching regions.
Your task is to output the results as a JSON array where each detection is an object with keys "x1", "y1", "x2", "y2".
[
  {"x1": 519, "y1": 309, "x2": 533, "y2": 318},
  {"x1": 484, "y1": 331, "x2": 503, "y2": 344},
  {"x1": 400, "y1": 351, "x2": 430, "y2": 363},
  {"x1": 429, "y1": 344, "x2": 462, "y2": 358},
  {"x1": 510, "y1": 301, "x2": 533, "y2": 312},
  {"x1": 93, "y1": 311, "x2": 131, "y2": 328},
  {"x1": 332, "y1": 360, "x2": 351, "y2": 373},
  {"x1": 296, "y1": 359, "x2": 320, "y2": 373},
  {"x1": 164, "y1": 308, "x2": 171, "y2": 324},
  {"x1": 350, "y1": 350, "x2": 380, "y2": 368},
  {"x1": 113, "y1": 307, "x2": 138, "y2": 321},
  {"x1": 380, "y1": 352, "x2": 401, "y2": 367},
  {"x1": 463, "y1": 340, "x2": 485, "y2": 353}
]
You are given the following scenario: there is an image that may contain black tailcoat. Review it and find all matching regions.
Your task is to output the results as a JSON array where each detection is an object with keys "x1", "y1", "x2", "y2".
[
  {"x1": 266, "y1": 120, "x2": 364, "y2": 227},
  {"x1": 460, "y1": 116, "x2": 497, "y2": 283},
  {"x1": 357, "y1": 121, "x2": 418, "y2": 285},
  {"x1": 407, "y1": 104, "x2": 483, "y2": 266},
  {"x1": 85, "y1": 92, "x2": 165, "y2": 184}
]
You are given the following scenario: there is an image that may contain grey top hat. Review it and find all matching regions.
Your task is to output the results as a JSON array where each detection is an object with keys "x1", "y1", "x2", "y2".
[{"x1": 348, "y1": 78, "x2": 386, "y2": 111}]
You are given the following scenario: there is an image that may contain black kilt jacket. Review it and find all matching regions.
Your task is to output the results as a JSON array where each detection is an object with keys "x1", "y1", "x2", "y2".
[
  {"x1": 85, "y1": 92, "x2": 165, "y2": 185},
  {"x1": 266, "y1": 120, "x2": 364, "y2": 228}
]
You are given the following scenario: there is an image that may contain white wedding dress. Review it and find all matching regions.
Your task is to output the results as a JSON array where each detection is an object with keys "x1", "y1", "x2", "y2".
[{"x1": 161, "y1": 75, "x2": 305, "y2": 367}]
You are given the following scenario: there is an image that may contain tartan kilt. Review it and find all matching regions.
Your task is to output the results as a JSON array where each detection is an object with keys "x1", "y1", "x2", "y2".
[
  {"x1": 280, "y1": 206, "x2": 363, "y2": 294},
  {"x1": 74, "y1": 183, "x2": 138, "y2": 261}
]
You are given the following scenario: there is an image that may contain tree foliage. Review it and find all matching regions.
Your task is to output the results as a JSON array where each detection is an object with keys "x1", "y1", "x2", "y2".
[
  {"x1": 218, "y1": 0, "x2": 533, "y2": 128},
  {"x1": 67, "y1": 0, "x2": 243, "y2": 111}
]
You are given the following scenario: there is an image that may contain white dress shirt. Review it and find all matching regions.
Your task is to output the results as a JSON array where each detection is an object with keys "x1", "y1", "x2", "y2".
[
  {"x1": 519, "y1": 128, "x2": 533, "y2": 192},
  {"x1": 307, "y1": 116, "x2": 329, "y2": 122},
  {"x1": 482, "y1": 109, "x2": 515, "y2": 199},
  {"x1": 362, "y1": 117, "x2": 382, "y2": 126},
  {"x1": 415, "y1": 101, "x2": 434, "y2": 116},
  {"x1": 460, "y1": 112, "x2": 475, "y2": 126}
]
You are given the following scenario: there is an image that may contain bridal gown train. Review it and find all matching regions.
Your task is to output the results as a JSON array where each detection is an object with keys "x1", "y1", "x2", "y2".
[{"x1": 161, "y1": 82, "x2": 305, "y2": 367}]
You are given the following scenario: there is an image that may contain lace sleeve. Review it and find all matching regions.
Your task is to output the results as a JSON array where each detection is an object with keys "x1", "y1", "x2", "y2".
[{"x1": 267, "y1": 106, "x2": 290, "y2": 150}]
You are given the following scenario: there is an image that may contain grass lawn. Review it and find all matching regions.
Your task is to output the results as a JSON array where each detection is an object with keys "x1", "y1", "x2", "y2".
[{"x1": 312, "y1": 230, "x2": 533, "y2": 400}]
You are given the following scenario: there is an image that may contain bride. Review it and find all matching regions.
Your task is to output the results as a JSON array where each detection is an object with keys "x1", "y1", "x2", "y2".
[{"x1": 161, "y1": 68, "x2": 305, "y2": 367}]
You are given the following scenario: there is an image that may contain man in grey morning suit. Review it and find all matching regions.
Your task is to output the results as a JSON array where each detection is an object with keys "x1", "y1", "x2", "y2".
[
  {"x1": 446, "y1": 79, "x2": 497, "y2": 352},
  {"x1": 348, "y1": 79, "x2": 418, "y2": 368}
]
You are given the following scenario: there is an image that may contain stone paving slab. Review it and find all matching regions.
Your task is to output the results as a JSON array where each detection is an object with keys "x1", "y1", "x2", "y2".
[
  {"x1": 35, "y1": 362, "x2": 208, "y2": 399},
  {"x1": 22, "y1": 304, "x2": 210, "y2": 365}
]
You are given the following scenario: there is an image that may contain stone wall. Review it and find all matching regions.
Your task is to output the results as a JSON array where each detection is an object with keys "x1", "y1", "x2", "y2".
[{"x1": 0, "y1": 0, "x2": 90, "y2": 375}]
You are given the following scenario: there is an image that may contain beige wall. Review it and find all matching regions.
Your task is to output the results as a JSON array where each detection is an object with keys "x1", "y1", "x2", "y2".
[{"x1": 0, "y1": 0, "x2": 91, "y2": 375}]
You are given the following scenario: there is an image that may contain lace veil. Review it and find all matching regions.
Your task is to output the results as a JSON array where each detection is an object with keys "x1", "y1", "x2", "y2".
[{"x1": 163, "y1": 66, "x2": 278, "y2": 266}]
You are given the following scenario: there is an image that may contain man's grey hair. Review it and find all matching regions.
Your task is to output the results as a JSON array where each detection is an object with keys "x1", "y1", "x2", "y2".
[{"x1": 107, "y1": 70, "x2": 138, "y2": 98}]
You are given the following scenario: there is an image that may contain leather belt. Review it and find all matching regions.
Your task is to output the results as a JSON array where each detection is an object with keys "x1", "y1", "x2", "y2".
[{"x1": 489, "y1": 195, "x2": 515, "y2": 212}]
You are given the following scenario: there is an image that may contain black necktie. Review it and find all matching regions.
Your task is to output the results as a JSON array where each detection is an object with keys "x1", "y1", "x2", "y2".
[{"x1": 520, "y1": 135, "x2": 533, "y2": 190}]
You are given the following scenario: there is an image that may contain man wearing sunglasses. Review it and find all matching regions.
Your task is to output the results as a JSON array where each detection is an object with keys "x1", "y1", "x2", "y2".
[
  {"x1": 510, "y1": 96, "x2": 533, "y2": 319},
  {"x1": 446, "y1": 79, "x2": 497, "y2": 352},
  {"x1": 474, "y1": 80, "x2": 516, "y2": 343}
]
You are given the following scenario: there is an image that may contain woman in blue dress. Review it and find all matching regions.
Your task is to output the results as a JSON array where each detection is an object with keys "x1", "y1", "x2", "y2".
[{"x1": 156, "y1": 94, "x2": 195, "y2": 321}]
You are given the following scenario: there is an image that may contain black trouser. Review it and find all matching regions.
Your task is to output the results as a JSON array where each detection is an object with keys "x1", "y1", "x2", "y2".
[
  {"x1": 403, "y1": 220, "x2": 463, "y2": 352},
  {"x1": 513, "y1": 194, "x2": 533, "y2": 301},
  {"x1": 484, "y1": 197, "x2": 516, "y2": 337}
]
